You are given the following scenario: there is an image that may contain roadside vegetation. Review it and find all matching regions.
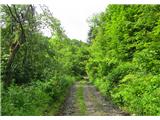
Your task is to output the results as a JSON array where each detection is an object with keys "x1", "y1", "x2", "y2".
[
  {"x1": 1, "y1": 4, "x2": 160, "y2": 116},
  {"x1": 1, "y1": 5, "x2": 88, "y2": 115},
  {"x1": 86, "y1": 5, "x2": 160, "y2": 115}
]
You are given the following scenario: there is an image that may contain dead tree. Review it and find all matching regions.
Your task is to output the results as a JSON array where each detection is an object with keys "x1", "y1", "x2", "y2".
[{"x1": 3, "y1": 5, "x2": 34, "y2": 86}]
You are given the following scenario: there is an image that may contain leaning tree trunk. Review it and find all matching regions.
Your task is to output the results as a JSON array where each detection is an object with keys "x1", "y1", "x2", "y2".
[
  {"x1": 3, "y1": 5, "x2": 34, "y2": 86},
  {"x1": 4, "y1": 41, "x2": 20, "y2": 86}
]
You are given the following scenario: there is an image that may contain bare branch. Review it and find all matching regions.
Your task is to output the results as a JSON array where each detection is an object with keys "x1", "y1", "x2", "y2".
[
  {"x1": 13, "y1": 5, "x2": 26, "y2": 44},
  {"x1": 6, "y1": 5, "x2": 19, "y2": 23}
]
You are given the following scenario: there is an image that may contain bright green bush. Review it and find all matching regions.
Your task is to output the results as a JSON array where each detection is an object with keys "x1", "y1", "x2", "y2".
[
  {"x1": 94, "y1": 77, "x2": 111, "y2": 96},
  {"x1": 133, "y1": 47, "x2": 160, "y2": 74},
  {"x1": 87, "y1": 5, "x2": 160, "y2": 115},
  {"x1": 107, "y1": 62, "x2": 136, "y2": 84},
  {"x1": 111, "y1": 74, "x2": 160, "y2": 115}
]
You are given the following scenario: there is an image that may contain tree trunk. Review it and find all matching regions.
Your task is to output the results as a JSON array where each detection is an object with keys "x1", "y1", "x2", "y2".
[{"x1": 4, "y1": 42, "x2": 20, "y2": 86}]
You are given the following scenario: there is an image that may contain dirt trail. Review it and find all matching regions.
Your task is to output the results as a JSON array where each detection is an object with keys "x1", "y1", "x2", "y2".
[{"x1": 60, "y1": 81, "x2": 129, "y2": 116}]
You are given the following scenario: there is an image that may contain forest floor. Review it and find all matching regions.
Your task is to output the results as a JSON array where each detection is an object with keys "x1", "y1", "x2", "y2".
[{"x1": 59, "y1": 81, "x2": 129, "y2": 116}]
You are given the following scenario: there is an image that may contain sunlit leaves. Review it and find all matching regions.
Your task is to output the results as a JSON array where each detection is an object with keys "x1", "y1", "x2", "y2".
[{"x1": 86, "y1": 5, "x2": 160, "y2": 115}]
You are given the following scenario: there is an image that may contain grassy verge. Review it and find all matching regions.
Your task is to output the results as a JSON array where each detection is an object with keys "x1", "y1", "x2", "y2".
[
  {"x1": 44, "y1": 86, "x2": 70, "y2": 116},
  {"x1": 44, "y1": 95, "x2": 66, "y2": 115}
]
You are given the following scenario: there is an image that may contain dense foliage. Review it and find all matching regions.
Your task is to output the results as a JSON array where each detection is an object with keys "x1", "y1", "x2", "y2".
[
  {"x1": 1, "y1": 4, "x2": 160, "y2": 116},
  {"x1": 1, "y1": 5, "x2": 88, "y2": 115},
  {"x1": 86, "y1": 5, "x2": 160, "y2": 115}
]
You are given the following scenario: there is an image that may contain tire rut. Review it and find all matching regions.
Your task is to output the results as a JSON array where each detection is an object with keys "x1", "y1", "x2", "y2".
[
  {"x1": 60, "y1": 84, "x2": 77, "y2": 115},
  {"x1": 61, "y1": 81, "x2": 129, "y2": 116},
  {"x1": 84, "y1": 83, "x2": 127, "y2": 115}
]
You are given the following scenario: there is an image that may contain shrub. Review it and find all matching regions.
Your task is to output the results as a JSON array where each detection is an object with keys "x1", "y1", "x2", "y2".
[
  {"x1": 1, "y1": 81, "x2": 51, "y2": 115},
  {"x1": 1, "y1": 75, "x2": 75, "y2": 115},
  {"x1": 107, "y1": 62, "x2": 136, "y2": 84},
  {"x1": 111, "y1": 74, "x2": 160, "y2": 115}
]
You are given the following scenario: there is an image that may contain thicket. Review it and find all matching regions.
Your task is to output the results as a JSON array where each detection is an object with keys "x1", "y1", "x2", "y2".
[
  {"x1": 1, "y1": 5, "x2": 88, "y2": 115},
  {"x1": 86, "y1": 5, "x2": 160, "y2": 115},
  {"x1": 1, "y1": 4, "x2": 160, "y2": 116}
]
